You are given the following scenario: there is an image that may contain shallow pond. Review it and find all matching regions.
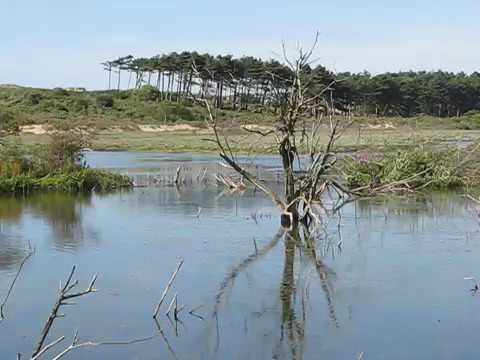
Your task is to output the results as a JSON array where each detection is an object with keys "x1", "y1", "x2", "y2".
[{"x1": 1, "y1": 152, "x2": 480, "y2": 359}]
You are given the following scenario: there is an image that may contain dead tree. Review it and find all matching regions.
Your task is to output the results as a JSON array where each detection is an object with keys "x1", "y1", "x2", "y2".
[
  {"x1": 191, "y1": 34, "x2": 356, "y2": 228},
  {"x1": 18, "y1": 266, "x2": 152, "y2": 360}
]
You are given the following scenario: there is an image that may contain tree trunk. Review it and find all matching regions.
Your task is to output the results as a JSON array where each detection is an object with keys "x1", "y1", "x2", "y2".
[
  {"x1": 279, "y1": 137, "x2": 299, "y2": 227},
  {"x1": 156, "y1": 71, "x2": 161, "y2": 90},
  {"x1": 117, "y1": 70, "x2": 121, "y2": 91},
  {"x1": 233, "y1": 84, "x2": 238, "y2": 111}
]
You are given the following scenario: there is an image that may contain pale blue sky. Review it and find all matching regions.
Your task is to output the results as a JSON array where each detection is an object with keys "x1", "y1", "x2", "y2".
[{"x1": 1, "y1": 0, "x2": 479, "y2": 89}]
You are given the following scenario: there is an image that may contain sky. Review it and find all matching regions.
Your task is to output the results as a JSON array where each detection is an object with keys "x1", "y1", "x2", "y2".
[{"x1": 1, "y1": 0, "x2": 479, "y2": 89}]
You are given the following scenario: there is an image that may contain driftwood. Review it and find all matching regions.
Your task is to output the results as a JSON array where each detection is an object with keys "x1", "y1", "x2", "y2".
[
  {"x1": 464, "y1": 194, "x2": 480, "y2": 204},
  {"x1": 37, "y1": 331, "x2": 154, "y2": 360},
  {"x1": 174, "y1": 166, "x2": 183, "y2": 186},
  {"x1": 215, "y1": 173, "x2": 246, "y2": 192}
]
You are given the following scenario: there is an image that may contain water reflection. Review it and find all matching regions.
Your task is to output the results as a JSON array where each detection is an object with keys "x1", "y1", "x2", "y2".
[
  {"x1": 0, "y1": 197, "x2": 23, "y2": 223},
  {"x1": 28, "y1": 193, "x2": 95, "y2": 250},
  {"x1": 212, "y1": 225, "x2": 340, "y2": 360},
  {"x1": 0, "y1": 234, "x2": 29, "y2": 271},
  {"x1": 0, "y1": 192, "x2": 97, "y2": 252},
  {"x1": 1, "y1": 152, "x2": 480, "y2": 359}
]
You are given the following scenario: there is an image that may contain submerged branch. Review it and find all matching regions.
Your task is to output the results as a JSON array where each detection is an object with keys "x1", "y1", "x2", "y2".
[{"x1": 0, "y1": 243, "x2": 34, "y2": 323}]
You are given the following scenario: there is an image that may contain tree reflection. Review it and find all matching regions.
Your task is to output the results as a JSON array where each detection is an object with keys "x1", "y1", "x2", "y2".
[
  {"x1": 213, "y1": 225, "x2": 338, "y2": 360},
  {"x1": 0, "y1": 193, "x2": 95, "y2": 252},
  {"x1": 27, "y1": 193, "x2": 93, "y2": 250},
  {"x1": 278, "y1": 229, "x2": 305, "y2": 360},
  {"x1": 0, "y1": 235, "x2": 29, "y2": 271},
  {"x1": 0, "y1": 197, "x2": 23, "y2": 223}
]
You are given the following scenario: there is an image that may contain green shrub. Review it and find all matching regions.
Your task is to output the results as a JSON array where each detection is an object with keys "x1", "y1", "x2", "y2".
[
  {"x1": 25, "y1": 93, "x2": 43, "y2": 105},
  {"x1": 44, "y1": 131, "x2": 90, "y2": 172},
  {"x1": 52, "y1": 88, "x2": 70, "y2": 97},
  {"x1": 96, "y1": 94, "x2": 114, "y2": 108},
  {"x1": 135, "y1": 85, "x2": 160, "y2": 101},
  {"x1": 0, "y1": 141, "x2": 29, "y2": 176},
  {"x1": 0, "y1": 133, "x2": 131, "y2": 194},
  {"x1": 0, "y1": 169, "x2": 132, "y2": 194},
  {"x1": 166, "y1": 103, "x2": 196, "y2": 122},
  {"x1": 72, "y1": 98, "x2": 90, "y2": 112},
  {"x1": 0, "y1": 109, "x2": 20, "y2": 133},
  {"x1": 37, "y1": 100, "x2": 69, "y2": 113},
  {"x1": 113, "y1": 90, "x2": 132, "y2": 100},
  {"x1": 343, "y1": 147, "x2": 464, "y2": 190}
]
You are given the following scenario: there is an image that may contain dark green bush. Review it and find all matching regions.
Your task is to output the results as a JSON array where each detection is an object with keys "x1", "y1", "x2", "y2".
[
  {"x1": 25, "y1": 93, "x2": 43, "y2": 105},
  {"x1": 166, "y1": 103, "x2": 196, "y2": 122},
  {"x1": 44, "y1": 131, "x2": 90, "y2": 172},
  {"x1": 52, "y1": 88, "x2": 70, "y2": 97},
  {"x1": 96, "y1": 94, "x2": 114, "y2": 108},
  {"x1": 113, "y1": 90, "x2": 132, "y2": 100},
  {"x1": 0, "y1": 169, "x2": 132, "y2": 194},
  {"x1": 0, "y1": 109, "x2": 20, "y2": 133},
  {"x1": 0, "y1": 131, "x2": 131, "y2": 194},
  {"x1": 72, "y1": 98, "x2": 90, "y2": 112},
  {"x1": 135, "y1": 85, "x2": 160, "y2": 101}
]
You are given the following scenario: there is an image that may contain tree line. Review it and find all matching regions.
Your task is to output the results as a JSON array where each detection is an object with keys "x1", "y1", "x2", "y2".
[{"x1": 102, "y1": 52, "x2": 480, "y2": 117}]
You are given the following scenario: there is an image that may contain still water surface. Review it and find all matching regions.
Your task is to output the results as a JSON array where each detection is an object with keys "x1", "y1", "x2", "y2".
[{"x1": 1, "y1": 152, "x2": 479, "y2": 359}]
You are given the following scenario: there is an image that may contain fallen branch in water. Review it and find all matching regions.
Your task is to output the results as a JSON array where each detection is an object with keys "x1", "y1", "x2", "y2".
[
  {"x1": 153, "y1": 318, "x2": 179, "y2": 360},
  {"x1": 0, "y1": 242, "x2": 34, "y2": 323},
  {"x1": 464, "y1": 194, "x2": 480, "y2": 204},
  {"x1": 42, "y1": 331, "x2": 154, "y2": 360},
  {"x1": 188, "y1": 305, "x2": 204, "y2": 320},
  {"x1": 174, "y1": 166, "x2": 183, "y2": 186},
  {"x1": 153, "y1": 259, "x2": 184, "y2": 319},
  {"x1": 215, "y1": 173, "x2": 246, "y2": 193},
  {"x1": 31, "y1": 266, "x2": 98, "y2": 358},
  {"x1": 18, "y1": 266, "x2": 153, "y2": 360}
]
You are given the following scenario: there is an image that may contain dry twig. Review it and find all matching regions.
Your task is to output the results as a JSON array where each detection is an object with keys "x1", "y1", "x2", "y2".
[{"x1": 153, "y1": 259, "x2": 184, "y2": 318}]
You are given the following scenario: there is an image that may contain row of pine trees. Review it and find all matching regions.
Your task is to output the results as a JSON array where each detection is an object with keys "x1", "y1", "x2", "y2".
[{"x1": 103, "y1": 52, "x2": 480, "y2": 117}]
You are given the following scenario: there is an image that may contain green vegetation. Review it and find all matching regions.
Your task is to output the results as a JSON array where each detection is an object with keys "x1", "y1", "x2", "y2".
[
  {"x1": 102, "y1": 52, "x2": 480, "y2": 117},
  {"x1": 0, "y1": 132, "x2": 131, "y2": 195},
  {"x1": 0, "y1": 169, "x2": 131, "y2": 194},
  {"x1": 342, "y1": 146, "x2": 479, "y2": 191},
  {"x1": 0, "y1": 86, "x2": 273, "y2": 130}
]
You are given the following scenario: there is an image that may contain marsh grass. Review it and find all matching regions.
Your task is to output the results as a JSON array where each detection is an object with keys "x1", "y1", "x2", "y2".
[
  {"x1": 0, "y1": 132, "x2": 131, "y2": 194},
  {"x1": 341, "y1": 145, "x2": 479, "y2": 191}
]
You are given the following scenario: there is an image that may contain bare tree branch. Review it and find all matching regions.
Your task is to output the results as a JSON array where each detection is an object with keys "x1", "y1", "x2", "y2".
[
  {"x1": 31, "y1": 266, "x2": 98, "y2": 358},
  {"x1": 0, "y1": 243, "x2": 34, "y2": 323}
]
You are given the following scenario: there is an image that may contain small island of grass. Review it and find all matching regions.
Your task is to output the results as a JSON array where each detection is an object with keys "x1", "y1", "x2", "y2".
[{"x1": 0, "y1": 130, "x2": 131, "y2": 195}]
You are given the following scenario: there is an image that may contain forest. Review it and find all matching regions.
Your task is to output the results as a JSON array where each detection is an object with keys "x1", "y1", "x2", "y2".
[{"x1": 103, "y1": 52, "x2": 480, "y2": 118}]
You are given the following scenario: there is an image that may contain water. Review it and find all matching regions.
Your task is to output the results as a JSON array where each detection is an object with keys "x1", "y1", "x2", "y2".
[{"x1": 1, "y1": 152, "x2": 480, "y2": 359}]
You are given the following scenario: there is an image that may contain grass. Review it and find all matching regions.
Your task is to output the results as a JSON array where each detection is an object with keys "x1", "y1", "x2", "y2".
[
  {"x1": 341, "y1": 145, "x2": 480, "y2": 191},
  {"x1": 16, "y1": 127, "x2": 480, "y2": 154},
  {"x1": 3, "y1": 85, "x2": 480, "y2": 156},
  {"x1": 0, "y1": 131, "x2": 132, "y2": 195},
  {"x1": 0, "y1": 169, "x2": 132, "y2": 194},
  {"x1": 0, "y1": 86, "x2": 275, "y2": 129},
  {"x1": 2, "y1": 85, "x2": 480, "y2": 131}
]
